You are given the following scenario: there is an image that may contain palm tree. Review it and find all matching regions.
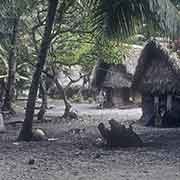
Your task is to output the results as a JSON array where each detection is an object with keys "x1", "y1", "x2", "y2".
[{"x1": 92, "y1": 0, "x2": 180, "y2": 39}]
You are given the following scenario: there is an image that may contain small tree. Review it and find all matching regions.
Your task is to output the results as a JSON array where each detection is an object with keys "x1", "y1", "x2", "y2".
[{"x1": 18, "y1": 0, "x2": 58, "y2": 141}]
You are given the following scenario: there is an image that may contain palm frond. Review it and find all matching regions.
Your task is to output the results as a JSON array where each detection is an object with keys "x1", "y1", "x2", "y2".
[
  {"x1": 149, "y1": 0, "x2": 180, "y2": 39},
  {"x1": 92, "y1": 0, "x2": 180, "y2": 39}
]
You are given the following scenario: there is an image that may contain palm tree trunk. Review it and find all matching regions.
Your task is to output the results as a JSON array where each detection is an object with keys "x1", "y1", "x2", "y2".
[{"x1": 18, "y1": 0, "x2": 58, "y2": 141}]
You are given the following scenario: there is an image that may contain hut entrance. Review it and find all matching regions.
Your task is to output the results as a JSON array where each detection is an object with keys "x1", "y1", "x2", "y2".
[
  {"x1": 112, "y1": 88, "x2": 131, "y2": 108},
  {"x1": 143, "y1": 94, "x2": 180, "y2": 128},
  {"x1": 161, "y1": 95, "x2": 180, "y2": 127},
  {"x1": 104, "y1": 88, "x2": 113, "y2": 108},
  {"x1": 121, "y1": 87, "x2": 131, "y2": 103},
  {"x1": 154, "y1": 95, "x2": 169, "y2": 127}
]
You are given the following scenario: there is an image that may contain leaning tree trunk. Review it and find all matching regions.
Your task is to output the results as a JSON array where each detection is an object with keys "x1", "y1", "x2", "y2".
[
  {"x1": 18, "y1": 0, "x2": 58, "y2": 141},
  {"x1": 54, "y1": 76, "x2": 71, "y2": 118},
  {"x1": 46, "y1": 67, "x2": 72, "y2": 118},
  {"x1": 37, "y1": 77, "x2": 48, "y2": 122},
  {"x1": 2, "y1": 17, "x2": 19, "y2": 113}
]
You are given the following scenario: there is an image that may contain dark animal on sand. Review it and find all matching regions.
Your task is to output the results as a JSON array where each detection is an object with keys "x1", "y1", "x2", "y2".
[{"x1": 98, "y1": 119, "x2": 143, "y2": 147}]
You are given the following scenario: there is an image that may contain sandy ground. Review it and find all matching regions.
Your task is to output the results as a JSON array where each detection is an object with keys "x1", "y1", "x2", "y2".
[{"x1": 0, "y1": 100, "x2": 180, "y2": 180}]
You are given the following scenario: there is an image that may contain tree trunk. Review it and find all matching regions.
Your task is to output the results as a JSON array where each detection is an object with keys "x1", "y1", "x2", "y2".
[
  {"x1": 0, "y1": 79, "x2": 6, "y2": 108},
  {"x1": 18, "y1": 0, "x2": 58, "y2": 141},
  {"x1": 2, "y1": 17, "x2": 19, "y2": 113},
  {"x1": 154, "y1": 96, "x2": 162, "y2": 127},
  {"x1": 37, "y1": 77, "x2": 48, "y2": 122},
  {"x1": 45, "y1": 67, "x2": 72, "y2": 118},
  {"x1": 54, "y1": 76, "x2": 71, "y2": 118}
]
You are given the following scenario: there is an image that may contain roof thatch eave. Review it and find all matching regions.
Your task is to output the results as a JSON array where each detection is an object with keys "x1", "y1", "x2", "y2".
[
  {"x1": 132, "y1": 40, "x2": 180, "y2": 94},
  {"x1": 91, "y1": 62, "x2": 132, "y2": 90}
]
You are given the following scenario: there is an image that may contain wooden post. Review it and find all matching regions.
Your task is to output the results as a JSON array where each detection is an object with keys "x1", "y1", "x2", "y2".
[
  {"x1": 167, "y1": 95, "x2": 172, "y2": 112},
  {"x1": 154, "y1": 96, "x2": 162, "y2": 127}
]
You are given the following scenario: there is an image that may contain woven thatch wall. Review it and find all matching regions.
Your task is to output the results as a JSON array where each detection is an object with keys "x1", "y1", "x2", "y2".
[{"x1": 132, "y1": 40, "x2": 180, "y2": 95}]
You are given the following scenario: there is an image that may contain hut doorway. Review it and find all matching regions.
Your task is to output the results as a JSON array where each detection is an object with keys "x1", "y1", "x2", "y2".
[
  {"x1": 112, "y1": 88, "x2": 131, "y2": 108},
  {"x1": 162, "y1": 95, "x2": 180, "y2": 127},
  {"x1": 121, "y1": 87, "x2": 131, "y2": 104},
  {"x1": 104, "y1": 88, "x2": 113, "y2": 108},
  {"x1": 142, "y1": 94, "x2": 180, "y2": 127}
]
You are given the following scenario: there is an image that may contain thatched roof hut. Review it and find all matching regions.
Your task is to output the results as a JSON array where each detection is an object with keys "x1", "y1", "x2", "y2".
[
  {"x1": 132, "y1": 40, "x2": 180, "y2": 127},
  {"x1": 91, "y1": 44, "x2": 143, "y2": 91},
  {"x1": 91, "y1": 62, "x2": 134, "y2": 107},
  {"x1": 132, "y1": 40, "x2": 180, "y2": 95}
]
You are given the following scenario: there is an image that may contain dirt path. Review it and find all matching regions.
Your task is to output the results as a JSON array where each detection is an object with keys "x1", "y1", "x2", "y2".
[{"x1": 0, "y1": 101, "x2": 180, "y2": 180}]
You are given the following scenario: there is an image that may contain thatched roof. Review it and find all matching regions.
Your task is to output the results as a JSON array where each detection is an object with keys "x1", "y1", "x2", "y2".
[
  {"x1": 132, "y1": 40, "x2": 180, "y2": 95},
  {"x1": 91, "y1": 61, "x2": 132, "y2": 89}
]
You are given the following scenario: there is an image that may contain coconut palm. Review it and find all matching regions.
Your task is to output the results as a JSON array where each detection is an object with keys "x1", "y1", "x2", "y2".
[{"x1": 91, "y1": 0, "x2": 180, "y2": 39}]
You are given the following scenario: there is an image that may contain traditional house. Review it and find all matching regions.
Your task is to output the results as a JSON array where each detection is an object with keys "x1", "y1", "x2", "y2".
[
  {"x1": 91, "y1": 44, "x2": 143, "y2": 108},
  {"x1": 132, "y1": 40, "x2": 180, "y2": 127},
  {"x1": 91, "y1": 62, "x2": 133, "y2": 108}
]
